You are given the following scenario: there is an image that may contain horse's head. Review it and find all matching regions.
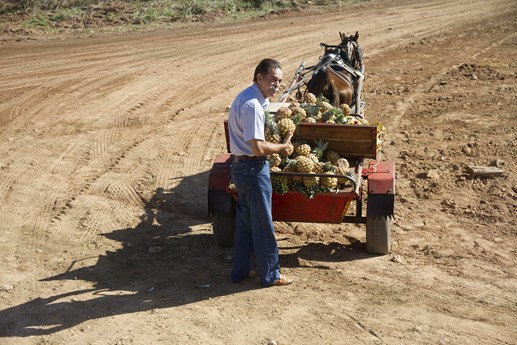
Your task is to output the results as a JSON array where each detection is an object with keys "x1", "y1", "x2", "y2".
[{"x1": 339, "y1": 31, "x2": 363, "y2": 70}]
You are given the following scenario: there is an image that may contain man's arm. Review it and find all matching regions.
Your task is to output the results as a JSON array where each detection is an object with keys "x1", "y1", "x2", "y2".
[{"x1": 250, "y1": 132, "x2": 293, "y2": 156}]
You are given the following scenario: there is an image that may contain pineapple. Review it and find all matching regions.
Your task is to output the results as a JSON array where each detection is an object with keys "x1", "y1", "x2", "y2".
[
  {"x1": 321, "y1": 172, "x2": 338, "y2": 190},
  {"x1": 282, "y1": 158, "x2": 301, "y2": 186},
  {"x1": 265, "y1": 111, "x2": 281, "y2": 143},
  {"x1": 295, "y1": 156, "x2": 314, "y2": 173},
  {"x1": 276, "y1": 106, "x2": 292, "y2": 120},
  {"x1": 294, "y1": 143, "x2": 311, "y2": 157},
  {"x1": 269, "y1": 153, "x2": 282, "y2": 167},
  {"x1": 339, "y1": 103, "x2": 351, "y2": 116},
  {"x1": 335, "y1": 165, "x2": 349, "y2": 188},
  {"x1": 313, "y1": 161, "x2": 325, "y2": 174},
  {"x1": 291, "y1": 106, "x2": 306, "y2": 118},
  {"x1": 318, "y1": 101, "x2": 333, "y2": 113},
  {"x1": 277, "y1": 118, "x2": 296, "y2": 138},
  {"x1": 322, "y1": 161, "x2": 336, "y2": 173},
  {"x1": 376, "y1": 122, "x2": 386, "y2": 152},
  {"x1": 303, "y1": 172, "x2": 320, "y2": 189},
  {"x1": 325, "y1": 150, "x2": 341, "y2": 165},
  {"x1": 305, "y1": 92, "x2": 318, "y2": 104},
  {"x1": 290, "y1": 106, "x2": 307, "y2": 123},
  {"x1": 336, "y1": 157, "x2": 349, "y2": 168},
  {"x1": 265, "y1": 128, "x2": 281, "y2": 144},
  {"x1": 307, "y1": 153, "x2": 319, "y2": 165},
  {"x1": 270, "y1": 167, "x2": 289, "y2": 195}
]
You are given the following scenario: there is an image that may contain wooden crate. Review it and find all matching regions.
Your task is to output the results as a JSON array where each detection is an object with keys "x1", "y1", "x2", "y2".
[{"x1": 296, "y1": 122, "x2": 378, "y2": 160}]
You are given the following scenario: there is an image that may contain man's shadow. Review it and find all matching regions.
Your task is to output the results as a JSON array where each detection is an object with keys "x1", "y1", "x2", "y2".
[
  {"x1": 0, "y1": 170, "x2": 373, "y2": 338},
  {"x1": 0, "y1": 171, "x2": 248, "y2": 337}
]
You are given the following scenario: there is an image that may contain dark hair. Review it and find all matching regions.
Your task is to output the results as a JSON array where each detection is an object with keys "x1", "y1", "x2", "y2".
[{"x1": 253, "y1": 59, "x2": 281, "y2": 82}]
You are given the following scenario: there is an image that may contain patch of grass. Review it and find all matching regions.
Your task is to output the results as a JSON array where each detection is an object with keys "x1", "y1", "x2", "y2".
[
  {"x1": 3, "y1": 0, "x2": 370, "y2": 31},
  {"x1": 22, "y1": 15, "x2": 50, "y2": 28},
  {"x1": 49, "y1": 8, "x2": 82, "y2": 22}
]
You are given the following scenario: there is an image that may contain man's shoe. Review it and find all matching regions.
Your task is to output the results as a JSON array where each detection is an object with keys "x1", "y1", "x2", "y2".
[{"x1": 272, "y1": 275, "x2": 294, "y2": 286}]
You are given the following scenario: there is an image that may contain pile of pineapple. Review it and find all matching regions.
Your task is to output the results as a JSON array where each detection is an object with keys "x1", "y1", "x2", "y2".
[
  {"x1": 266, "y1": 93, "x2": 384, "y2": 197},
  {"x1": 269, "y1": 140, "x2": 356, "y2": 197}
]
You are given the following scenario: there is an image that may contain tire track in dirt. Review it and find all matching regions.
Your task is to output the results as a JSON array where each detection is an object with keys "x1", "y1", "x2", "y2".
[
  {"x1": 48, "y1": 135, "x2": 150, "y2": 243},
  {"x1": 309, "y1": 268, "x2": 516, "y2": 343}
]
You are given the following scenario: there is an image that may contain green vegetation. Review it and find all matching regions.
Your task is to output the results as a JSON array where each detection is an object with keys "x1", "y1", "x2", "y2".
[{"x1": 1, "y1": 0, "x2": 368, "y2": 31}]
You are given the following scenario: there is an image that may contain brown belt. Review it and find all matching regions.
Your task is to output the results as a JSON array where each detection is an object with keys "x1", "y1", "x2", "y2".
[{"x1": 234, "y1": 155, "x2": 268, "y2": 162}]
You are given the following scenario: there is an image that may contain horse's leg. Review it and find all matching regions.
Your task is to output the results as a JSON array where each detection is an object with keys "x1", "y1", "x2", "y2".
[{"x1": 339, "y1": 89, "x2": 353, "y2": 107}]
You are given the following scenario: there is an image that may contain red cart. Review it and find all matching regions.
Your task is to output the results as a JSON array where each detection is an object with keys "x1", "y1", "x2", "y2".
[{"x1": 208, "y1": 119, "x2": 395, "y2": 254}]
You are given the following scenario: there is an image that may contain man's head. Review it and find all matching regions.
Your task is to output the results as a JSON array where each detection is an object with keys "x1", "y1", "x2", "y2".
[{"x1": 254, "y1": 58, "x2": 283, "y2": 99}]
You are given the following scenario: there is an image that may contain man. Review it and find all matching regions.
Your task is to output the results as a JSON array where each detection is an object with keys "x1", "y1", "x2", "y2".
[{"x1": 228, "y1": 58, "x2": 294, "y2": 287}]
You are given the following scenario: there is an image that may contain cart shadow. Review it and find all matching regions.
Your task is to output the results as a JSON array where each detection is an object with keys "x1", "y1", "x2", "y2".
[
  {"x1": 279, "y1": 234, "x2": 374, "y2": 268},
  {"x1": 0, "y1": 171, "x2": 254, "y2": 338}
]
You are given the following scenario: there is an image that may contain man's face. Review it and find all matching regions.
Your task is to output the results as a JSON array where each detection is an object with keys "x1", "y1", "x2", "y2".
[{"x1": 256, "y1": 67, "x2": 283, "y2": 99}]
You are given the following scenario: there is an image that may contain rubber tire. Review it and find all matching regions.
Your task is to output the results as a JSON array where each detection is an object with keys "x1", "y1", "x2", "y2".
[
  {"x1": 213, "y1": 212, "x2": 235, "y2": 247},
  {"x1": 366, "y1": 215, "x2": 392, "y2": 255}
]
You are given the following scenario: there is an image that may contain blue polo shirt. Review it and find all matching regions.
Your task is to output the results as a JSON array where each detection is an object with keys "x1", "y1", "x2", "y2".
[{"x1": 228, "y1": 83, "x2": 269, "y2": 156}]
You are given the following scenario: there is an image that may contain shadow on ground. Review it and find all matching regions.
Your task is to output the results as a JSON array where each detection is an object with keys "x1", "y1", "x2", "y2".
[{"x1": 0, "y1": 171, "x2": 373, "y2": 337}]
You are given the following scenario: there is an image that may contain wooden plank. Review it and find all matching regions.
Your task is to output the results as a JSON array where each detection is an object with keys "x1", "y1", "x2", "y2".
[
  {"x1": 297, "y1": 123, "x2": 378, "y2": 159},
  {"x1": 466, "y1": 165, "x2": 504, "y2": 177}
]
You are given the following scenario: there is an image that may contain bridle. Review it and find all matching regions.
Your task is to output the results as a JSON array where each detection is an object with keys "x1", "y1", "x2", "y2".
[{"x1": 339, "y1": 38, "x2": 362, "y2": 71}]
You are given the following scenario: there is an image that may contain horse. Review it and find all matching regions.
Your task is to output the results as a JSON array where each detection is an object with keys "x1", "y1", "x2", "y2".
[{"x1": 306, "y1": 31, "x2": 364, "y2": 111}]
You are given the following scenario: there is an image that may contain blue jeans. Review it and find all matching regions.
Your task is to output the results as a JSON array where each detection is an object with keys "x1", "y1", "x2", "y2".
[{"x1": 230, "y1": 159, "x2": 281, "y2": 287}]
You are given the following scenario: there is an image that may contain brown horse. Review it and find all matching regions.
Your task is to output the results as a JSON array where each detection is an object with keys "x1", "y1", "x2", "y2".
[{"x1": 306, "y1": 32, "x2": 363, "y2": 110}]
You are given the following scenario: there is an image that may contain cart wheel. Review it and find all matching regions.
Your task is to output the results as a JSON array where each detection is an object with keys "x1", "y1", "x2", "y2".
[
  {"x1": 366, "y1": 215, "x2": 392, "y2": 255},
  {"x1": 213, "y1": 212, "x2": 235, "y2": 247}
]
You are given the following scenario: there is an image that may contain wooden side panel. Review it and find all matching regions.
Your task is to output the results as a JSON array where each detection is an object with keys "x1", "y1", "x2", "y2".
[{"x1": 297, "y1": 123, "x2": 378, "y2": 159}]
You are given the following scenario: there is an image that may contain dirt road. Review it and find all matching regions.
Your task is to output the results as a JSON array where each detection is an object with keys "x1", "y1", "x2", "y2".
[{"x1": 1, "y1": 0, "x2": 516, "y2": 344}]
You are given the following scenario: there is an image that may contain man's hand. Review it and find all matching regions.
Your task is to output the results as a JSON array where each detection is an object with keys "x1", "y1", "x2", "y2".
[
  {"x1": 282, "y1": 131, "x2": 293, "y2": 144},
  {"x1": 281, "y1": 131, "x2": 293, "y2": 156}
]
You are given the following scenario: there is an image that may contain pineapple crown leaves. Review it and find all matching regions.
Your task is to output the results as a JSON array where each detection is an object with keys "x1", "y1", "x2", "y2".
[
  {"x1": 264, "y1": 110, "x2": 279, "y2": 132},
  {"x1": 311, "y1": 139, "x2": 328, "y2": 159},
  {"x1": 281, "y1": 157, "x2": 298, "y2": 170},
  {"x1": 316, "y1": 94, "x2": 330, "y2": 103},
  {"x1": 289, "y1": 182, "x2": 317, "y2": 199},
  {"x1": 303, "y1": 104, "x2": 321, "y2": 118},
  {"x1": 271, "y1": 172, "x2": 290, "y2": 195},
  {"x1": 323, "y1": 161, "x2": 337, "y2": 172},
  {"x1": 303, "y1": 185, "x2": 321, "y2": 199},
  {"x1": 319, "y1": 184, "x2": 336, "y2": 194},
  {"x1": 272, "y1": 183, "x2": 290, "y2": 195},
  {"x1": 324, "y1": 107, "x2": 345, "y2": 123},
  {"x1": 291, "y1": 112, "x2": 305, "y2": 125}
]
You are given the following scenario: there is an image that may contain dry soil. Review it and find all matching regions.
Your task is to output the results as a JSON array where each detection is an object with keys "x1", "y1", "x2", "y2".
[{"x1": 0, "y1": 0, "x2": 516, "y2": 344}]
